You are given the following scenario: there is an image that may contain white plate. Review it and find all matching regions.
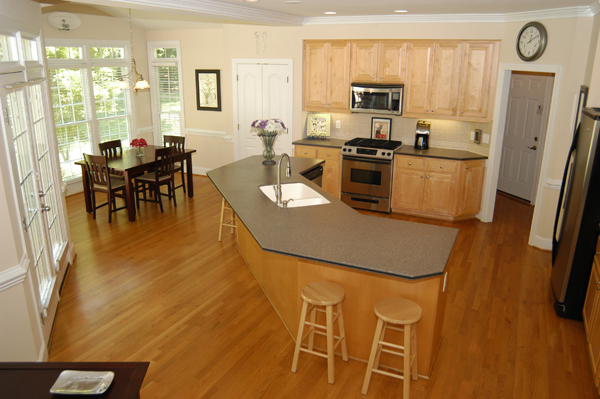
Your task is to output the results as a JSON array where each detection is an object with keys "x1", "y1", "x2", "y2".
[{"x1": 50, "y1": 370, "x2": 114, "y2": 395}]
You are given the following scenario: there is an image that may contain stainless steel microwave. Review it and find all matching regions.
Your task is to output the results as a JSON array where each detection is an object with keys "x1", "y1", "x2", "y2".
[{"x1": 350, "y1": 83, "x2": 403, "y2": 115}]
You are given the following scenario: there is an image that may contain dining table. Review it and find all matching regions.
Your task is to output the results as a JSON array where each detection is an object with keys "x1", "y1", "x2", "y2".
[{"x1": 76, "y1": 145, "x2": 196, "y2": 222}]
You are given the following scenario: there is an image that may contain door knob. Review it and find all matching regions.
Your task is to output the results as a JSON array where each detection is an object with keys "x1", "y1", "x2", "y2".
[
  {"x1": 41, "y1": 205, "x2": 51, "y2": 212},
  {"x1": 528, "y1": 145, "x2": 537, "y2": 150}
]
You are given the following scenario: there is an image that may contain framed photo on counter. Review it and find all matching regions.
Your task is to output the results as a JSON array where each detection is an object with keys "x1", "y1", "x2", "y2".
[
  {"x1": 371, "y1": 117, "x2": 391, "y2": 140},
  {"x1": 196, "y1": 69, "x2": 221, "y2": 111}
]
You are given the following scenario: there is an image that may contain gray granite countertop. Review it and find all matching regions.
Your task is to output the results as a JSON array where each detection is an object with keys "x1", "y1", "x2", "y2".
[
  {"x1": 207, "y1": 156, "x2": 458, "y2": 280},
  {"x1": 292, "y1": 138, "x2": 487, "y2": 160}
]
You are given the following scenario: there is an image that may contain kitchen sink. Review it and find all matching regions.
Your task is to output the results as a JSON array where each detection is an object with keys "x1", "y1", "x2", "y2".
[{"x1": 259, "y1": 182, "x2": 330, "y2": 208}]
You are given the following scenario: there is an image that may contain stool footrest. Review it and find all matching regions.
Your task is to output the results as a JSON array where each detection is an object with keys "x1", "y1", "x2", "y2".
[
  {"x1": 299, "y1": 347, "x2": 328, "y2": 359},
  {"x1": 372, "y1": 368, "x2": 405, "y2": 381},
  {"x1": 381, "y1": 348, "x2": 405, "y2": 357}
]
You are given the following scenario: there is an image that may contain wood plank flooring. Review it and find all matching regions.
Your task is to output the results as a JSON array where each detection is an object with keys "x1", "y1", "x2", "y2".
[{"x1": 49, "y1": 175, "x2": 598, "y2": 398}]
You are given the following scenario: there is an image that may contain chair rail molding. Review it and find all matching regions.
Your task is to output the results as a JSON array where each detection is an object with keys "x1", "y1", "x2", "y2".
[{"x1": 0, "y1": 255, "x2": 29, "y2": 292}]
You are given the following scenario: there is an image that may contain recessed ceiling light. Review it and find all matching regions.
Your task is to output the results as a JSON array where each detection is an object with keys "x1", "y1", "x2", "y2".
[
  {"x1": 244, "y1": 0, "x2": 260, "y2": 2},
  {"x1": 395, "y1": 10, "x2": 408, "y2": 13},
  {"x1": 324, "y1": 11, "x2": 336, "y2": 15},
  {"x1": 286, "y1": 0, "x2": 302, "y2": 3}
]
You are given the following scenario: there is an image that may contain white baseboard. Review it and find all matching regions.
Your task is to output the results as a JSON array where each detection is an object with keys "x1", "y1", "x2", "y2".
[
  {"x1": 192, "y1": 166, "x2": 209, "y2": 176},
  {"x1": 528, "y1": 234, "x2": 552, "y2": 251}
]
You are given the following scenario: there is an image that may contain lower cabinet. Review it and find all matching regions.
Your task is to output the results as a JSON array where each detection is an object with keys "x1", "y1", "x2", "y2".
[
  {"x1": 391, "y1": 155, "x2": 485, "y2": 220},
  {"x1": 584, "y1": 241, "x2": 600, "y2": 394},
  {"x1": 294, "y1": 145, "x2": 341, "y2": 199}
]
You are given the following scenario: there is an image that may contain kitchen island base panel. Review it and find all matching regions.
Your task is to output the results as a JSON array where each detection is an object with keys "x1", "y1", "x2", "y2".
[{"x1": 237, "y1": 220, "x2": 448, "y2": 378}]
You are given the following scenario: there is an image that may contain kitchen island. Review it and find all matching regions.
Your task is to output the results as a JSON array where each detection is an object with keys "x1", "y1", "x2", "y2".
[{"x1": 207, "y1": 155, "x2": 458, "y2": 377}]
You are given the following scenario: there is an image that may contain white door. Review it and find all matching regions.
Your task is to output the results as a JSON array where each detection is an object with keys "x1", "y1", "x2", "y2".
[
  {"x1": 1, "y1": 77, "x2": 68, "y2": 344},
  {"x1": 235, "y1": 61, "x2": 292, "y2": 160},
  {"x1": 497, "y1": 72, "x2": 553, "y2": 202}
]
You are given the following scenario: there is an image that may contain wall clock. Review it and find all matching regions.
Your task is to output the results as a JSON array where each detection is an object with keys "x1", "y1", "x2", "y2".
[{"x1": 516, "y1": 21, "x2": 547, "y2": 62}]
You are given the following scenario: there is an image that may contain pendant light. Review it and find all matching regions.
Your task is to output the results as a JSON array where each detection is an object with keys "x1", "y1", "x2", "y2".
[{"x1": 117, "y1": 9, "x2": 150, "y2": 92}]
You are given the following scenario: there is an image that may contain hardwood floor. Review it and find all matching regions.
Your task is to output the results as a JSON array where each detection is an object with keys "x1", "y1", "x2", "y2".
[{"x1": 49, "y1": 175, "x2": 597, "y2": 398}]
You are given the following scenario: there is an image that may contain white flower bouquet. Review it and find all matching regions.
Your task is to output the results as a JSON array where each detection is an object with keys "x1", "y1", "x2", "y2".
[{"x1": 251, "y1": 118, "x2": 287, "y2": 136}]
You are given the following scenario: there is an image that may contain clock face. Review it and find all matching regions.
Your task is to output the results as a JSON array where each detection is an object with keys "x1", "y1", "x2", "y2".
[{"x1": 517, "y1": 22, "x2": 547, "y2": 61}]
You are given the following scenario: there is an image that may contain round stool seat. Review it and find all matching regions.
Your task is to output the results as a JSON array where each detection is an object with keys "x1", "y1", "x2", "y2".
[
  {"x1": 374, "y1": 297, "x2": 422, "y2": 325},
  {"x1": 301, "y1": 281, "x2": 345, "y2": 306}
]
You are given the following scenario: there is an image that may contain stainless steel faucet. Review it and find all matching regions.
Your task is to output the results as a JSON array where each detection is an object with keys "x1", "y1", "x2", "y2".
[{"x1": 276, "y1": 153, "x2": 291, "y2": 206}]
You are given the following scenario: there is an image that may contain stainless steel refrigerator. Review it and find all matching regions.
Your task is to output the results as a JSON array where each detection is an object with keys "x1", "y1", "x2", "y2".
[{"x1": 551, "y1": 106, "x2": 600, "y2": 319}]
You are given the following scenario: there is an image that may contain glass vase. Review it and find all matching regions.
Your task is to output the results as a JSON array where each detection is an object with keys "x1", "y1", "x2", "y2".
[
  {"x1": 259, "y1": 131, "x2": 279, "y2": 165},
  {"x1": 136, "y1": 146, "x2": 144, "y2": 157}
]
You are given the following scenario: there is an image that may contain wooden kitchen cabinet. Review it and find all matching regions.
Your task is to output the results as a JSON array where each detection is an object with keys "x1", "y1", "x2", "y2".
[
  {"x1": 350, "y1": 40, "x2": 407, "y2": 84},
  {"x1": 303, "y1": 41, "x2": 351, "y2": 112},
  {"x1": 584, "y1": 245, "x2": 600, "y2": 393},
  {"x1": 294, "y1": 145, "x2": 341, "y2": 199},
  {"x1": 458, "y1": 41, "x2": 500, "y2": 121},
  {"x1": 404, "y1": 41, "x2": 463, "y2": 118},
  {"x1": 391, "y1": 155, "x2": 485, "y2": 220}
]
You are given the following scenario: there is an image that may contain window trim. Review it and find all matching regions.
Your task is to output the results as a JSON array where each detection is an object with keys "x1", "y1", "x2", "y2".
[
  {"x1": 147, "y1": 40, "x2": 185, "y2": 144},
  {"x1": 46, "y1": 38, "x2": 138, "y2": 182}
]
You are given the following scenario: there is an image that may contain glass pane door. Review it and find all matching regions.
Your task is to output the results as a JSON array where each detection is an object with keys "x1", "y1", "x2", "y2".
[{"x1": 2, "y1": 79, "x2": 67, "y2": 343}]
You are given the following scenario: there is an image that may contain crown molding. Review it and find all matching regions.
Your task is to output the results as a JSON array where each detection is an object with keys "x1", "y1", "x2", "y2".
[
  {"x1": 304, "y1": 6, "x2": 596, "y2": 26},
  {"x1": 104, "y1": 0, "x2": 304, "y2": 25}
]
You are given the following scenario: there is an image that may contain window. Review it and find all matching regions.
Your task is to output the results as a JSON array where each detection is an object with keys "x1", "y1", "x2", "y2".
[
  {"x1": 148, "y1": 42, "x2": 184, "y2": 144},
  {"x1": 46, "y1": 40, "x2": 135, "y2": 181}
]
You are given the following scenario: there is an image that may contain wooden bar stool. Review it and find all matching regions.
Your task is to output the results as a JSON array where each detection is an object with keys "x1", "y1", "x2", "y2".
[
  {"x1": 362, "y1": 297, "x2": 422, "y2": 398},
  {"x1": 291, "y1": 281, "x2": 349, "y2": 384},
  {"x1": 218, "y1": 198, "x2": 236, "y2": 241}
]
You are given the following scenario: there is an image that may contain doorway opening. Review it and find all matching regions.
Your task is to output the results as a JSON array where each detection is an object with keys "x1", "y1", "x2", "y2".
[
  {"x1": 481, "y1": 63, "x2": 563, "y2": 250},
  {"x1": 496, "y1": 71, "x2": 554, "y2": 204}
]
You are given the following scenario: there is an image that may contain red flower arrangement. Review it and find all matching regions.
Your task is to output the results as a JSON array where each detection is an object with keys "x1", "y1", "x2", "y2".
[{"x1": 130, "y1": 138, "x2": 147, "y2": 148}]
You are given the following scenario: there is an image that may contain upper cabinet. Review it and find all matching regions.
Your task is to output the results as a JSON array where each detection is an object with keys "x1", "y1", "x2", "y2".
[
  {"x1": 303, "y1": 39, "x2": 500, "y2": 122},
  {"x1": 457, "y1": 42, "x2": 500, "y2": 121},
  {"x1": 303, "y1": 40, "x2": 351, "y2": 112},
  {"x1": 403, "y1": 41, "x2": 463, "y2": 118},
  {"x1": 350, "y1": 40, "x2": 407, "y2": 84}
]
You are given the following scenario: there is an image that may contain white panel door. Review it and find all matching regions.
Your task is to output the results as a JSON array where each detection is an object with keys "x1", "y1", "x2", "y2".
[
  {"x1": 237, "y1": 64, "x2": 263, "y2": 159},
  {"x1": 236, "y1": 62, "x2": 292, "y2": 161},
  {"x1": 497, "y1": 72, "x2": 553, "y2": 202}
]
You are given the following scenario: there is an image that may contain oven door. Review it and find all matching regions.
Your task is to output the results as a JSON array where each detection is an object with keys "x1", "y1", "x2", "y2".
[{"x1": 341, "y1": 155, "x2": 393, "y2": 198}]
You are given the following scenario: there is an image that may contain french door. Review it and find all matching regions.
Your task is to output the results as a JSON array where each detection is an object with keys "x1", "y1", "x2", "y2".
[{"x1": 1, "y1": 75, "x2": 68, "y2": 344}]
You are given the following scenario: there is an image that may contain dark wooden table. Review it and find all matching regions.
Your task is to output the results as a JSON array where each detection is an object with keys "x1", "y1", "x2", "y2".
[
  {"x1": 76, "y1": 145, "x2": 196, "y2": 222},
  {"x1": 0, "y1": 362, "x2": 149, "y2": 399}
]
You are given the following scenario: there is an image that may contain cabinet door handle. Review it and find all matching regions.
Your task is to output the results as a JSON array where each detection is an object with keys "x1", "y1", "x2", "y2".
[
  {"x1": 420, "y1": 175, "x2": 423, "y2": 178},
  {"x1": 426, "y1": 176, "x2": 429, "y2": 178},
  {"x1": 466, "y1": 166, "x2": 469, "y2": 169},
  {"x1": 440, "y1": 166, "x2": 443, "y2": 169},
  {"x1": 460, "y1": 110, "x2": 464, "y2": 114},
  {"x1": 327, "y1": 154, "x2": 330, "y2": 157},
  {"x1": 372, "y1": 76, "x2": 375, "y2": 80},
  {"x1": 409, "y1": 162, "x2": 412, "y2": 165}
]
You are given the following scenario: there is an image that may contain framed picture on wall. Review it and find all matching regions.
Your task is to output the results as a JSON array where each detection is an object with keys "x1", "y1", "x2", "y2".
[
  {"x1": 195, "y1": 69, "x2": 221, "y2": 111},
  {"x1": 371, "y1": 117, "x2": 392, "y2": 140}
]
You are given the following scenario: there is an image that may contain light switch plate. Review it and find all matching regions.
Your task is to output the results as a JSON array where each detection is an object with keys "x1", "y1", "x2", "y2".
[
  {"x1": 470, "y1": 131, "x2": 475, "y2": 140},
  {"x1": 336, "y1": 120, "x2": 341, "y2": 129},
  {"x1": 482, "y1": 134, "x2": 490, "y2": 144}
]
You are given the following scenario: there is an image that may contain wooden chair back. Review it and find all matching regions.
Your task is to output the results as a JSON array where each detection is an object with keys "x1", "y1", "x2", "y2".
[
  {"x1": 99, "y1": 139, "x2": 123, "y2": 158},
  {"x1": 83, "y1": 153, "x2": 111, "y2": 190},
  {"x1": 164, "y1": 135, "x2": 185, "y2": 153},
  {"x1": 154, "y1": 146, "x2": 176, "y2": 180}
]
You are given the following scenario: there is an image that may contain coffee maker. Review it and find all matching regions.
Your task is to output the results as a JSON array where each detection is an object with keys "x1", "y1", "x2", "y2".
[{"x1": 415, "y1": 120, "x2": 430, "y2": 150}]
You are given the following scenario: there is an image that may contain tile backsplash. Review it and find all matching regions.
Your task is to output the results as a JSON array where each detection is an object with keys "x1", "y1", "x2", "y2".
[{"x1": 309, "y1": 112, "x2": 491, "y2": 156}]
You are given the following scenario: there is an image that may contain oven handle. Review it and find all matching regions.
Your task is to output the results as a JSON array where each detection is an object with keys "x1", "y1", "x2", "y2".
[{"x1": 342, "y1": 155, "x2": 392, "y2": 165}]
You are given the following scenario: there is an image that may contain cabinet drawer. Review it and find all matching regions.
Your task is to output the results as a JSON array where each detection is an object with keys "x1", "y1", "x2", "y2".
[
  {"x1": 395, "y1": 156, "x2": 426, "y2": 170},
  {"x1": 317, "y1": 147, "x2": 340, "y2": 160},
  {"x1": 295, "y1": 145, "x2": 317, "y2": 158},
  {"x1": 427, "y1": 159, "x2": 459, "y2": 174}
]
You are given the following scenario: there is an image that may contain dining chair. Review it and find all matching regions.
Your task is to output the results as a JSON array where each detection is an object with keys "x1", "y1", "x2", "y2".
[
  {"x1": 83, "y1": 153, "x2": 127, "y2": 223},
  {"x1": 99, "y1": 139, "x2": 124, "y2": 179},
  {"x1": 163, "y1": 135, "x2": 186, "y2": 194},
  {"x1": 134, "y1": 146, "x2": 177, "y2": 213}
]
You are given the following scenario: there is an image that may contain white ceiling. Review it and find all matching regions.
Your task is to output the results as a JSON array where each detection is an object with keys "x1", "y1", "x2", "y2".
[{"x1": 44, "y1": 0, "x2": 600, "y2": 28}]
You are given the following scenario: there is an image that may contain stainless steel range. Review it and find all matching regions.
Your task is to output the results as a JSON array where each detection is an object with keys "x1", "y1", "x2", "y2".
[{"x1": 341, "y1": 138, "x2": 403, "y2": 213}]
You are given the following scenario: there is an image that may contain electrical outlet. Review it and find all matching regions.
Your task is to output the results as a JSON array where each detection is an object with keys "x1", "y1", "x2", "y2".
[
  {"x1": 482, "y1": 134, "x2": 490, "y2": 144},
  {"x1": 474, "y1": 129, "x2": 481, "y2": 144},
  {"x1": 336, "y1": 120, "x2": 341, "y2": 129}
]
